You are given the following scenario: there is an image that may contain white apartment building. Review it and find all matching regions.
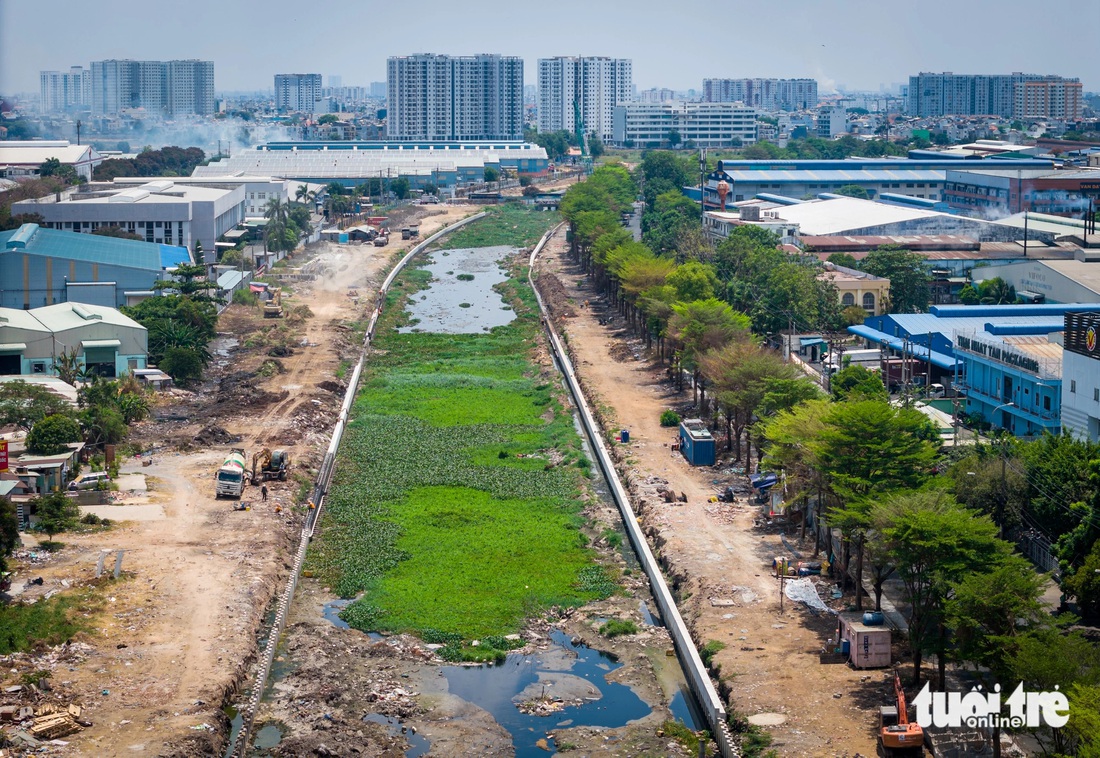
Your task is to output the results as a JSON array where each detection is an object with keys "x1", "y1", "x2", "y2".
[
  {"x1": 386, "y1": 54, "x2": 524, "y2": 141},
  {"x1": 275, "y1": 73, "x2": 323, "y2": 113},
  {"x1": 703, "y1": 78, "x2": 818, "y2": 111},
  {"x1": 612, "y1": 102, "x2": 757, "y2": 148},
  {"x1": 90, "y1": 59, "x2": 214, "y2": 116},
  {"x1": 537, "y1": 57, "x2": 633, "y2": 142},
  {"x1": 816, "y1": 105, "x2": 847, "y2": 138},
  {"x1": 39, "y1": 67, "x2": 90, "y2": 114}
]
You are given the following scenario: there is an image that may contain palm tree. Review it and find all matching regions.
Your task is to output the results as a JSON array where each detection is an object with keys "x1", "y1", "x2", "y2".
[{"x1": 294, "y1": 184, "x2": 309, "y2": 204}]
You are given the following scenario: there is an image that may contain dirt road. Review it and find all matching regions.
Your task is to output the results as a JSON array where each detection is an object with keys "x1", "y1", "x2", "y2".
[
  {"x1": 535, "y1": 227, "x2": 885, "y2": 757},
  {"x1": 1, "y1": 204, "x2": 477, "y2": 756}
]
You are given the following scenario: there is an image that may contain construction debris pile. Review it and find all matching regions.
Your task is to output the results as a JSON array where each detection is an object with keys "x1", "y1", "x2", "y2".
[{"x1": 0, "y1": 644, "x2": 97, "y2": 752}]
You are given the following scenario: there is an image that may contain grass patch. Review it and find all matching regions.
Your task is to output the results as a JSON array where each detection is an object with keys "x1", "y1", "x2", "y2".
[
  {"x1": 662, "y1": 720, "x2": 712, "y2": 756},
  {"x1": 430, "y1": 205, "x2": 559, "y2": 251},
  {"x1": 599, "y1": 619, "x2": 638, "y2": 638},
  {"x1": 700, "y1": 639, "x2": 726, "y2": 667},
  {"x1": 309, "y1": 208, "x2": 605, "y2": 642},
  {"x1": 0, "y1": 591, "x2": 94, "y2": 654}
]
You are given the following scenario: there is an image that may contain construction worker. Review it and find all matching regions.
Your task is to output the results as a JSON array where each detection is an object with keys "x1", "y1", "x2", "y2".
[{"x1": 261, "y1": 485, "x2": 268, "y2": 502}]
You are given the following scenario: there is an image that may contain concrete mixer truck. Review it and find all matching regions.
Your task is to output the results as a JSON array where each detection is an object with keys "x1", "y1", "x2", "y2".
[{"x1": 215, "y1": 448, "x2": 248, "y2": 499}]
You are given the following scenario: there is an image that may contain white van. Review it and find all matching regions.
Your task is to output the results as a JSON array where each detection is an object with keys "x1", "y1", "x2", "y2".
[{"x1": 68, "y1": 471, "x2": 111, "y2": 491}]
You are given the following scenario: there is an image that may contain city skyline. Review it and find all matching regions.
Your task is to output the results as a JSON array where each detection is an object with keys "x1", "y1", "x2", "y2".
[{"x1": 2, "y1": 0, "x2": 1098, "y2": 97}]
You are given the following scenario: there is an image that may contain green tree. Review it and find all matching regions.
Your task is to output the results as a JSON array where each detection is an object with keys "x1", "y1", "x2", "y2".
[
  {"x1": 826, "y1": 252, "x2": 859, "y2": 269},
  {"x1": 80, "y1": 405, "x2": 127, "y2": 447},
  {"x1": 957, "y1": 283, "x2": 980, "y2": 305},
  {"x1": 1065, "y1": 540, "x2": 1100, "y2": 620},
  {"x1": 977, "y1": 277, "x2": 1017, "y2": 305},
  {"x1": 668, "y1": 298, "x2": 752, "y2": 399},
  {"x1": 666, "y1": 129, "x2": 682, "y2": 148},
  {"x1": 160, "y1": 346, "x2": 204, "y2": 384},
  {"x1": 0, "y1": 497, "x2": 19, "y2": 572},
  {"x1": 586, "y1": 132, "x2": 605, "y2": 158},
  {"x1": 484, "y1": 166, "x2": 500, "y2": 183},
  {"x1": 859, "y1": 246, "x2": 930, "y2": 313},
  {"x1": 835, "y1": 184, "x2": 870, "y2": 199},
  {"x1": 26, "y1": 414, "x2": 82, "y2": 455},
  {"x1": 666, "y1": 261, "x2": 719, "y2": 302},
  {"x1": 391, "y1": 177, "x2": 410, "y2": 199},
  {"x1": 876, "y1": 492, "x2": 1010, "y2": 685},
  {"x1": 317, "y1": 113, "x2": 339, "y2": 125},
  {"x1": 32, "y1": 491, "x2": 80, "y2": 542},
  {"x1": 0, "y1": 380, "x2": 73, "y2": 431},
  {"x1": 830, "y1": 364, "x2": 887, "y2": 402}
]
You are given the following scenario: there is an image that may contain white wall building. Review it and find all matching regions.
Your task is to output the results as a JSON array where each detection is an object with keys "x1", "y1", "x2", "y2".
[
  {"x1": 1062, "y1": 311, "x2": 1100, "y2": 442},
  {"x1": 275, "y1": 73, "x2": 323, "y2": 113},
  {"x1": 817, "y1": 105, "x2": 847, "y2": 138},
  {"x1": 612, "y1": 102, "x2": 757, "y2": 148},
  {"x1": 91, "y1": 59, "x2": 214, "y2": 116},
  {"x1": 39, "y1": 67, "x2": 90, "y2": 114},
  {"x1": 0, "y1": 141, "x2": 104, "y2": 181},
  {"x1": 386, "y1": 54, "x2": 523, "y2": 141},
  {"x1": 12, "y1": 180, "x2": 245, "y2": 265},
  {"x1": 537, "y1": 57, "x2": 633, "y2": 142}
]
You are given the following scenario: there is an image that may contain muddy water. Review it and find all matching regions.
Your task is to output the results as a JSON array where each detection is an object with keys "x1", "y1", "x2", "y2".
[{"x1": 397, "y1": 245, "x2": 517, "y2": 334}]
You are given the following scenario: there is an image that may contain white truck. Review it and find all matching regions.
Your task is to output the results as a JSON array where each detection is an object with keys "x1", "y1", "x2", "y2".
[{"x1": 215, "y1": 448, "x2": 247, "y2": 499}]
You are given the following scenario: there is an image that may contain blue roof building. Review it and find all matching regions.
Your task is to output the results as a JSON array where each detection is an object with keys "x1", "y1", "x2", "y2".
[
  {"x1": 0, "y1": 224, "x2": 191, "y2": 309},
  {"x1": 851, "y1": 304, "x2": 1100, "y2": 437}
]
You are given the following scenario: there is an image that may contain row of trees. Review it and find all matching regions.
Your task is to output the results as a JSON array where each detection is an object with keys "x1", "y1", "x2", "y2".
[{"x1": 92, "y1": 146, "x2": 206, "y2": 181}]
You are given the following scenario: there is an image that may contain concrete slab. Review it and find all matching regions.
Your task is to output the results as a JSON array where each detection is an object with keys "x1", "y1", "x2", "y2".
[
  {"x1": 80, "y1": 504, "x2": 164, "y2": 521},
  {"x1": 113, "y1": 474, "x2": 147, "y2": 492}
]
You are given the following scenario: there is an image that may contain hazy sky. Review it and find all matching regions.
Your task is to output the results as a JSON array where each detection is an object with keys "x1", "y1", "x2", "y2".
[{"x1": 2, "y1": 0, "x2": 1098, "y2": 95}]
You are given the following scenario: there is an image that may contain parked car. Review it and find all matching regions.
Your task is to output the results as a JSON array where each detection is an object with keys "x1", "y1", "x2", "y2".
[{"x1": 68, "y1": 471, "x2": 111, "y2": 491}]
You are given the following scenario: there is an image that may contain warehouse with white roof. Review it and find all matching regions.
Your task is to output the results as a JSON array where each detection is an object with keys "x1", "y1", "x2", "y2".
[{"x1": 0, "y1": 140, "x2": 104, "y2": 181}]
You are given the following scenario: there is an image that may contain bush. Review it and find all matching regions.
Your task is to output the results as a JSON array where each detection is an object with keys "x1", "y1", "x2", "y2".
[
  {"x1": 233, "y1": 289, "x2": 258, "y2": 307},
  {"x1": 599, "y1": 618, "x2": 638, "y2": 637},
  {"x1": 27, "y1": 414, "x2": 81, "y2": 455},
  {"x1": 660, "y1": 409, "x2": 680, "y2": 427},
  {"x1": 700, "y1": 639, "x2": 726, "y2": 667},
  {"x1": 160, "y1": 347, "x2": 204, "y2": 384}
]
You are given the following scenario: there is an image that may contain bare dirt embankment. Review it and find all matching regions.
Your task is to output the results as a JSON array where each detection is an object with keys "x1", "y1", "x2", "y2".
[
  {"x1": 535, "y1": 226, "x2": 888, "y2": 757},
  {"x1": 0, "y1": 205, "x2": 474, "y2": 757}
]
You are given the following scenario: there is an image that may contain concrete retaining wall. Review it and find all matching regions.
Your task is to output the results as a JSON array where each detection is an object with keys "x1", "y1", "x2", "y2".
[{"x1": 527, "y1": 229, "x2": 739, "y2": 757}]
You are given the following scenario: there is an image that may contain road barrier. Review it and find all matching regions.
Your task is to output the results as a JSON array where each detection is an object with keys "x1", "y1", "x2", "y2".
[
  {"x1": 528, "y1": 226, "x2": 739, "y2": 758},
  {"x1": 229, "y1": 212, "x2": 486, "y2": 757}
]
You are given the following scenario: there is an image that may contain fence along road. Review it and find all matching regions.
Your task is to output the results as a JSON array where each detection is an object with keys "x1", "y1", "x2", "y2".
[
  {"x1": 528, "y1": 225, "x2": 738, "y2": 757},
  {"x1": 229, "y1": 212, "x2": 487, "y2": 757}
]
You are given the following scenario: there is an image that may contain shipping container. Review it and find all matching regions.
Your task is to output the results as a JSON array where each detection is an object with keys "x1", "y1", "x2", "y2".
[
  {"x1": 837, "y1": 612, "x2": 892, "y2": 669},
  {"x1": 678, "y1": 418, "x2": 716, "y2": 466}
]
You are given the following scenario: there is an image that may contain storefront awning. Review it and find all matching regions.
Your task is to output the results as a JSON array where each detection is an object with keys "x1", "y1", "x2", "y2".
[
  {"x1": 81, "y1": 339, "x2": 121, "y2": 349},
  {"x1": 0, "y1": 343, "x2": 27, "y2": 352}
]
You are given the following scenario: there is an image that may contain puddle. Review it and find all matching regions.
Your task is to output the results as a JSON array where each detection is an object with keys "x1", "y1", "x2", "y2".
[
  {"x1": 638, "y1": 601, "x2": 660, "y2": 626},
  {"x1": 398, "y1": 246, "x2": 517, "y2": 334},
  {"x1": 322, "y1": 598, "x2": 384, "y2": 640},
  {"x1": 363, "y1": 713, "x2": 431, "y2": 757},
  {"x1": 222, "y1": 706, "x2": 243, "y2": 758},
  {"x1": 252, "y1": 723, "x2": 284, "y2": 751},
  {"x1": 669, "y1": 685, "x2": 706, "y2": 730},
  {"x1": 443, "y1": 630, "x2": 651, "y2": 756}
]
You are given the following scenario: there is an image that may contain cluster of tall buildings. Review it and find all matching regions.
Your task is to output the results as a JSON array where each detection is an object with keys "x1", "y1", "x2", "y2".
[
  {"x1": 537, "y1": 57, "x2": 633, "y2": 142},
  {"x1": 907, "y1": 72, "x2": 1082, "y2": 119},
  {"x1": 274, "y1": 73, "x2": 323, "y2": 113},
  {"x1": 703, "y1": 78, "x2": 819, "y2": 112},
  {"x1": 39, "y1": 59, "x2": 215, "y2": 117}
]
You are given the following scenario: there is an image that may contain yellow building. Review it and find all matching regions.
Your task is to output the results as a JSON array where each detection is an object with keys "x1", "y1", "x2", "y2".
[{"x1": 819, "y1": 263, "x2": 891, "y2": 317}]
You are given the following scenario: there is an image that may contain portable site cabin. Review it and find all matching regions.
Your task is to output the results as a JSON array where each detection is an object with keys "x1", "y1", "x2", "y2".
[
  {"x1": 678, "y1": 418, "x2": 716, "y2": 466},
  {"x1": 837, "y1": 612, "x2": 892, "y2": 669}
]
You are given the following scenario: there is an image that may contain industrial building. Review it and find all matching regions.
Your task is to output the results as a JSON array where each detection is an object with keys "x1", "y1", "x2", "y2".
[
  {"x1": 0, "y1": 223, "x2": 191, "y2": 309},
  {"x1": 90, "y1": 59, "x2": 215, "y2": 116},
  {"x1": 702, "y1": 78, "x2": 818, "y2": 111},
  {"x1": 386, "y1": 54, "x2": 524, "y2": 141},
  {"x1": 943, "y1": 167, "x2": 1100, "y2": 217},
  {"x1": 191, "y1": 141, "x2": 549, "y2": 189},
  {"x1": 907, "y1": 72, "x2": 1082, "y2": 119},
  {"x1": 612, "y1": 101, "x2": 757, "y2": 148},
  {"x1": 0, "y1": 140, "x2": 104, "y2": 181},
  {"x1": 275, "y1": 73, "x2": 322, "y2": 113},
  {"x1": 703, "y1": 155, "x2": 1056, "y2": 205},
  {"x1": 1062, "y1": 311, "x2": 1100, "y2": 442},
  {"x1": 971, "y1": 258, "x2": 1100, "y2": 305},
  {"x1": 12, "y1": 180, "x2": 246, "y2": 265},
  {"x1": 538, "y1": 56, "x2": 633, "y2": 142},
  {"x1": 0, "y1": 301, "x2": 148, "y2": 378}
]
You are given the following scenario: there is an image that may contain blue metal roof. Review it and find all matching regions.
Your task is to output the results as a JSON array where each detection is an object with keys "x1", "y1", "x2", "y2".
[
  {"x1": 849, "y1": 324, "x2": 963, "y2": 370},
  {"x1": 716, "y1": 157, "x2": 1055, "y2": 172},
  {"x1": 0, "y1": 224, "x2": 190, "y2": 271}
]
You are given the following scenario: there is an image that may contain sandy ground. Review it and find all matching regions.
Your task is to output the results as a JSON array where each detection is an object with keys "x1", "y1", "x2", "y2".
[
  {"x1": 535, "y1": 227, "x2": 887, "y2": 757},
  {"x1": 0, "y1": 204, "x2": 477, "y2": 757}
]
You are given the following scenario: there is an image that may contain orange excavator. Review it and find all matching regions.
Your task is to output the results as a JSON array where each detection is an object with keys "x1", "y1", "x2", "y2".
[{"x1": 880, "y1": 670, "x2": 925, "y2": 756}]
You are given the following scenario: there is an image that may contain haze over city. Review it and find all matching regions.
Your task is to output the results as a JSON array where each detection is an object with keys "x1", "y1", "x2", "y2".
[{"x1": 2, "y1": 0, "x2": 1098, "y2": 94}]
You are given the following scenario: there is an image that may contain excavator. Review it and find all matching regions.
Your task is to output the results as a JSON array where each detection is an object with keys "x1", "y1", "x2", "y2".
[
  {"x1": 251, "y1": 448, "x2": 290, "y2": 485},
  {"x1": 263, "y1": 287, "x2": 283, "y2": 318},
  {"x1": 880, "y1": 670, "x2": 925, "y2": 756}
]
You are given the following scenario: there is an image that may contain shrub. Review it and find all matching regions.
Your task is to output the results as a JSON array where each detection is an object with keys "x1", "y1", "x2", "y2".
[
  {"x1": 232, "y1": 289, "x2": 259, "y2": 307},
  {"x1": 160, "y1": 347, "x2": 204, "y2": 384},
  {"x1": 27, "y1": 414, "x2": 81, "y2": 455},
  {"x1": 599, "y1": 618, "x2": 638, "y2": 637},
  {"x1": 660, "y1": 410, "x2": 680, "y2": 427},
  {"x1": 700, "y1": 639, "x2": 726, "y2": 667}
]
